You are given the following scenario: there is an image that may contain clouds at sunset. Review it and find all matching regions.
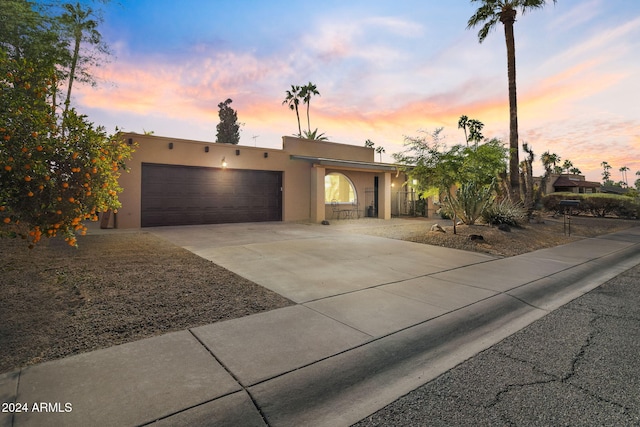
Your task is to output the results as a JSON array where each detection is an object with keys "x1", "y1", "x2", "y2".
[{"x1": 74, "y1": 0, "x2": 640, "y2": 182}]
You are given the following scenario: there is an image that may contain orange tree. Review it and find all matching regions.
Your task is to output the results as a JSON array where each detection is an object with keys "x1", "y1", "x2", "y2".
[{"x1": 0, "y1": 53, "x2": 134, "y2": 248}]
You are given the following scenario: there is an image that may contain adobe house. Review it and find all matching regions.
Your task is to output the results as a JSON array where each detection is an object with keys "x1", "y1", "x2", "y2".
[
  {"x1": 110, "y1": 133, "x2": 408, "y2": 228},
  {"x1": 535, "y1": 173, "x2": 601, "y2": 195}
]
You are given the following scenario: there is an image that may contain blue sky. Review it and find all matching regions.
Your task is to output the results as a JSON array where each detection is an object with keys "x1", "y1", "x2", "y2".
[{"x1": 70, "y1": 0, "x2": 640, "y2": 182}]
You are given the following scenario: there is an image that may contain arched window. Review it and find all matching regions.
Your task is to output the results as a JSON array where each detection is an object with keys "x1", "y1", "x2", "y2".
[{"x1": 325, "y1": 172, "x2": 356, "y2": 204}]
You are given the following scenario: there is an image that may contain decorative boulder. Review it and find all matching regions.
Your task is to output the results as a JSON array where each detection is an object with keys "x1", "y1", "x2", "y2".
[
  {"x1": 469, "y1": 234, "x2": 484, "y2": 241},
  {"x1": 321, "y1": 220, "x2": 330, "y2": 225},
  {"x1": 430, "y1": 224, "x2": 446, "y2": 233}
]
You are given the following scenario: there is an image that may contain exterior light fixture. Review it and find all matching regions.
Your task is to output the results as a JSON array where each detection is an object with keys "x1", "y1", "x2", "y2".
[
  {"x1": 127, "y1": 138, "x2": 133, "y2": 145},
  {"x1": 235, "y1": 149, "x2": 240, "y2": 156},
  {"x1": 412, "y1": 179, "x2": 418, "y2": 186},
  {"x1": 221, "y1": 157, "x2": 227, "y2": 168},
  {"x1": 168, "y1": 142, "x2": 174, "y2": 149},
  {"x1": 204, "y1": 146, "x2": 209, "y2": 153}
]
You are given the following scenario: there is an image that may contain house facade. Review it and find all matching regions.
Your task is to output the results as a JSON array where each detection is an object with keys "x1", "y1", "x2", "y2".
[
  {"x1": 110, "y1": 133, "x2": 409, "y2": 228},
  {"x1": 535, "y1": 173, "x2": 601, "y2": 195}
]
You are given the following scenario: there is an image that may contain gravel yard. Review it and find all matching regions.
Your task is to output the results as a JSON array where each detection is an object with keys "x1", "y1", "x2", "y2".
[{"x1": 1, "y1": 214, "x2": 637, "y2": 374}]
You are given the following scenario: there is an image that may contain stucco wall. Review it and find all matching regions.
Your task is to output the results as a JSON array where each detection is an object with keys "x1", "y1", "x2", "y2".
[
  {"x1": 115, "y1": 133, "x2": 401, "y2": 228},
  {"x1": 116, "y1": 133, "x2": 311, "y2": 228},
  {"x1": 283, "y1": 136, "x2": 374, "y2": 162}
]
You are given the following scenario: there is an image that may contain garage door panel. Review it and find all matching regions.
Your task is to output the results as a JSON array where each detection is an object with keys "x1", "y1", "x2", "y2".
[{"x1": 141, "y1": 163, "x2": 282, "y2": 227}]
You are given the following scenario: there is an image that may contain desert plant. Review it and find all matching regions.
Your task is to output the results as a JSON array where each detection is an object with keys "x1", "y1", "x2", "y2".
[
  {"x1": 482, "y1": 198, "x2": 528, "y2": 226},
  {"x1": 541, "y1": 193, "x2": 639, "y2": 218},
  {"x1": 446, "y1": 182, "x2": 494, "y2": 225},
  {"x1": 302, "y1": 128, "x2": 328, "y2": 141}
]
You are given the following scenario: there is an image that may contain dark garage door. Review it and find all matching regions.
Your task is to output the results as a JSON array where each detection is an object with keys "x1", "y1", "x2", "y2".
[{"x1": 141, "y1": 163, "x2": 282, "y2": 227}]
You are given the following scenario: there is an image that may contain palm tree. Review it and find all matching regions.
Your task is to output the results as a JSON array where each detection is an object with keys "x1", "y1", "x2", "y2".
[
  {"x1": 562, "y1": 159, "x2": 573, "y2": 174},
  {"x1": 458, "y1": 115, "x2": 469, "y2": 145},
  {"x1": 467, "y1": 0, "x2": 557, "y2": 200},
  {"x1": 60, "y1": 2, "x2": 108, "y2": 119},
  {"x1": 300, "y1": 82, "x2": 320, "y2": 134},
  {"x1": 467, "y1": 119, "x2": 484, "y2": 149},
  {"x1": 282, "y1": 85, "x2": 303, "y2": 137},
  {"x1": 540, "y1": 151, "x2": 555, "y2": 175},
  {"x1": 619, "y1": 166, "x2": 630, "y2": 186},
  {"x1": 375, "y1": 146, "x2": 386, "y2": 162}
]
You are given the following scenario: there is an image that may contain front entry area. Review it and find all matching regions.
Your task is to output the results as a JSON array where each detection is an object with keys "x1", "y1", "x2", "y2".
[{"x1": 141, "y1": 163, "x2": 282, "y2": 227}]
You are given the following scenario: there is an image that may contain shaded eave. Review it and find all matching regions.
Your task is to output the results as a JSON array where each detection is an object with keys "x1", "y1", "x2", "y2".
[
  {"x1": 290, "y1": 155, "x2": 399, "y2": 173},
  {"x1": 553, "y1": 176, "x2": 601, "y2": 188}
]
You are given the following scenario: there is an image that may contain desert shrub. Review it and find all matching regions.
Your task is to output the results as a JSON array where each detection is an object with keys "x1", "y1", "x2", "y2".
[
  {"x1": 446, "y1": 182, "x2": 494, "y2": 225},
  {"x1": 542, "y1": 193, "x2": 639, "y2": 218},
  {"x1": 482, "y1": 198, "x2": 528, "y2": 226},
  {"x1": 438, "y1": 206, "x2": 452, "y2": 219}
]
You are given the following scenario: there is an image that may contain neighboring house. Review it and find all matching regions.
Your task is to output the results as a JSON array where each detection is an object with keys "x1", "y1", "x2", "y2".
[
  {"x1": 536, "y1": 173, "x2": 601, "y2": 195},
  {"x1": 110, "y1": 133, "x2": 410, "y2": 229}
]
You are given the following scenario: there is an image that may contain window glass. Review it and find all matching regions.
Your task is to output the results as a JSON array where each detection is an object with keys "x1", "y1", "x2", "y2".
[{"x1": 325, "y1": 173, "x2": 356, "y2": 203}]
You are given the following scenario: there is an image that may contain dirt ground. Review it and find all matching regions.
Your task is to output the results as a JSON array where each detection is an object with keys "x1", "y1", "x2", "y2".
[
  {"x1": 0, "y1": 232, "x2": 294, "y2": 374},
  {"x1": 340, "y1": 214, "x2": 640, "y2": 258},
  {"x1": 1, "y1": 214, "x2": 638, "y2": 374}
]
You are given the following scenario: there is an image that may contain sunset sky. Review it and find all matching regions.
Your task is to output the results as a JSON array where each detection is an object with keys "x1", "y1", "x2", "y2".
[{"x1": 72, "y1": 0, "x2": 640, "y2": 183}]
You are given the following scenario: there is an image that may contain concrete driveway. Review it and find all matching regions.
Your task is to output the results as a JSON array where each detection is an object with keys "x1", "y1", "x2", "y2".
[{"x1": 149, "y1": 220, "x2": 496, "y2": 303}]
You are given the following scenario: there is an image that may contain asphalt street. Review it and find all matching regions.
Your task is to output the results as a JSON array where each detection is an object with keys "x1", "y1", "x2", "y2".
[{"x1": 353, "y1": 263, "x2": 640, "y2": 427}]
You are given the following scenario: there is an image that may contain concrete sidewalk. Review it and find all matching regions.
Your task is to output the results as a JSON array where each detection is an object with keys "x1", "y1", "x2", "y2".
[{"x1": 2, "y1": 224, "x2": 640, "y2": 427}]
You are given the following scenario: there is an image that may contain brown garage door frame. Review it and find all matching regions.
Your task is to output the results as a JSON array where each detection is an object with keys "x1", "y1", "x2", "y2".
[{"x1": 141, "y1": 163, "x2": 282, "y2": 227}]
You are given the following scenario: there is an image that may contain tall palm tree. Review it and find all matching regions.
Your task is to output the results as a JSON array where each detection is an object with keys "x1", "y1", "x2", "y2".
[
  {"x1": 467, "y1": 0, "x2": 556, "y2": 200},
  {"x1": 458, "y1": 115, "x2": 469, "y2": 145},
  {"x1": 282, "y1": 85, "x2": 302, "y2": 137},
  {"x1": 619, "y1": 166, "x2": 630, "y2": 186},
  {"x1": 301, "y1": 82, "x2": 320, "y2": 134},
  {"x1": 59, "y1": 2, "x2": 108, "y2": 119}
]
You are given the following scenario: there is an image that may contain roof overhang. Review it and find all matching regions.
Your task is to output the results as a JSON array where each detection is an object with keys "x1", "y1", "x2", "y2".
[{"x1": 290, "y1": 155, "x2": 400, "y2": 173}]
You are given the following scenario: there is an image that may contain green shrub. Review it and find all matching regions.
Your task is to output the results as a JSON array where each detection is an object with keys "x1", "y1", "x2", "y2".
[
  {"x1": 542, "y1": 193, "x2": 639, "y2": 218},
  {"x1": 438, "y1": 206, "x2": 452, "y2": 219},
  {"x1": 481, "y1": 198, "x2": 528, "y2": 226},
  {"x1": 446, "y1": 182, "x2": 494, "y2": 225}
]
